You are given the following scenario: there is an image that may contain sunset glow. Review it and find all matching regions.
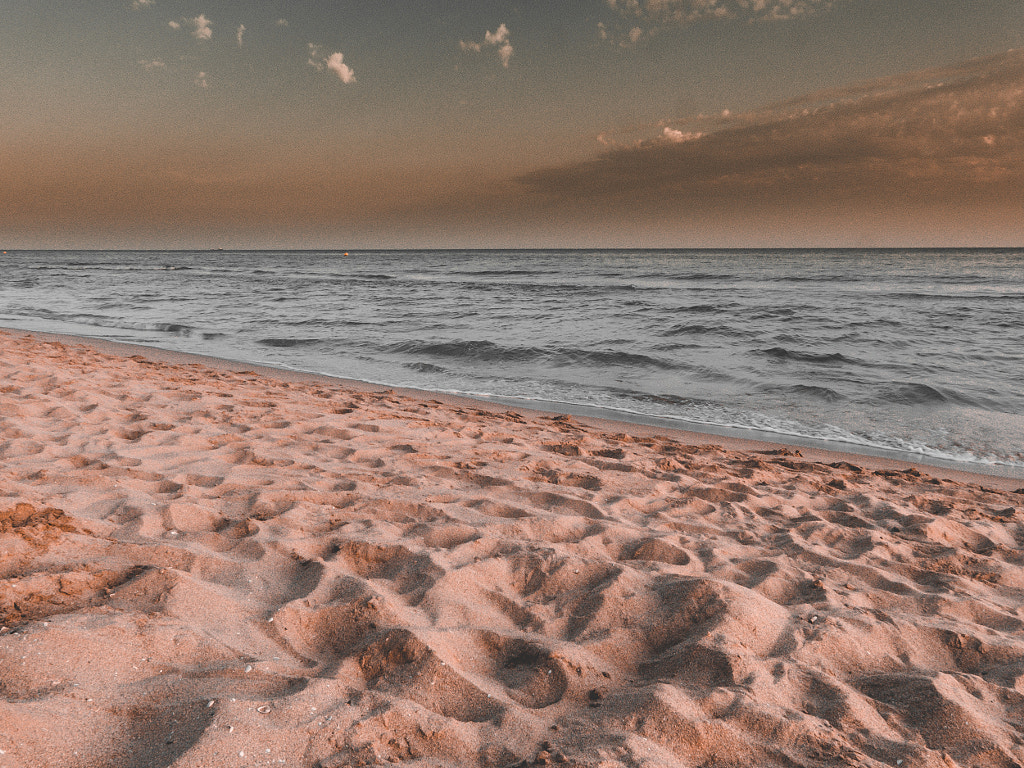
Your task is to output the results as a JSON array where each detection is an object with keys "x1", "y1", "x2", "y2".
[{"x1": 3, "y1": 1, "x2": 1023, "y2": 248}]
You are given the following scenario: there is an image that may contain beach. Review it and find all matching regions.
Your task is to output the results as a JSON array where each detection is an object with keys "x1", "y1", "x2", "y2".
[{"x1": 1, "y1": 327, "x2": 1023, "y2": 768}]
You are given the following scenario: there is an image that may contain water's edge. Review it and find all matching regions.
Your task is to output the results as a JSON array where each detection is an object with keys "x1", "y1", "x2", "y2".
[{"x1": 6, "y1": 326, "x2": 1021, "y2": 489}]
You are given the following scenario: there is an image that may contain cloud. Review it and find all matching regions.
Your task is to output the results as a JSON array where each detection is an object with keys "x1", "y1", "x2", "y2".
[
  {"x1": 484, "y1": 24, "x2": 510, "y2": 45},
  {"x1": 497, "y1": 41, "x2": 513, "y2": 68},
  {"x1": 662, "y1": 126, "x2": 703, "y2": 142},
  {"x1": 515, "y1": 50, "x2": 1024, "y2": 231},
  {"x1": 608, "y1": 0, "x2": 832, "y2": 23},
  {"x1": 237, "y1": 24, "x2": 245, "y2": 47},
  {"x1": 190, "y1": 14, "x2": 212, "y2": 40},
  {"x1": 308, "y1": 44, "x2": 356, "y2": 84},
  {"x1": 195, "y1": 71, "x2": 208, "y2": 88},
  {"x1": 276, "y1": 18, "x2": 289, "y2": 27},
  {"x1": 131, "y1": 0, "x2": 155, "y2": 9},
  {"x1": 170, "y1": 15, "x2": 212, "y2": 39},
  {"x1": 307, "y1": 43, "x2": 322, "y2": 68},
  {"x1": 325, "y1": 52, "x2": 356, "y2": 84},
  {"x1": 138, "y1": 59, "x2": 166, "y2": 70},
  {"x1": 461, "y1": 23, "x2": 514, "y2": 68}
]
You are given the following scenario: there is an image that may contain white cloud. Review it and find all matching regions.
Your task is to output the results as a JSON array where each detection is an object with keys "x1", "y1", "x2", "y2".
[
  {"x1": 191, "y1": 14, "x2": 212, "y2": 41},
  {"x1": 168, "y1": 20, "x2": 180, "y2": 30},
  {"x1": 308, "y1": 44, "x2": 356, "y2": 84},
  {"x1": 484, "y1": 23, "x2": 510, "y2": 45},
  {"x1": 276, "y1": 19, "x2": 289, "y2": 27},
  {"x1": 662, "y1": 126, "x2": 703, "y2": 142},
  {"x1": 307, "y1": 43, "x2": 324, "y2": 69},
  {"x1": 131, "y1": 0, "x2": 155, "y2": 9},
  {"x1": 237, "y1": 24, "x2": 245, "y2": 47},
  {"x1": 498, "y1": 41, "x2": 513, "y2": 68},
  {"x1": 195, "y1": 71, "x2": 208, "y2": 88},
  {"x1": 325, "y1": 52, "x2": 356, "y2": 83},
  {"x1": 461, "y1": 23, "x2": 514, "y2": 68},
  {"x1": 138, "y1": 59, "x2": 166, "y2": 70}
]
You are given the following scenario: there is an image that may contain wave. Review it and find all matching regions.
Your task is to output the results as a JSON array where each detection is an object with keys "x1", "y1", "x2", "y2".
[
  {"x1": 153, "y1": 323, "x2": 194, "y2": 335},
  {"x1": 874, "y1": 382, "x2": 988, "y2": 408},
  {"x1": 750, "y1": 307, "x2": 799, "y2": 320},
  {"x1": 453, "y1": 269, "x2": 550, "y2": 277},
  {"x1": 388, "y1": 340, "x2": 682, "y2": 371},
  {"x1": 256, "y1": 338, "x2": 323, "y2": 348},
  {"x1": 759, "y1": 347, "x2": 859, "y2": 366},
  {"x1": 57, "y1": 263, "x2": 192, "y2": 272},
  {"x1": 7, "y1": 308, "x2": 202, "y2": 337},
  {"x1": 405, "y1": 362, "x2": 447, "y2": 374},
  {"x1": 664, "y1": 302, "x2": 743, "y2": 315},
  {"x1": 659, "y1": 323, "x2": 735, "y2": 338},
  {"x1": 760, "y1": 383, "x2": 845, "y2": 402}
]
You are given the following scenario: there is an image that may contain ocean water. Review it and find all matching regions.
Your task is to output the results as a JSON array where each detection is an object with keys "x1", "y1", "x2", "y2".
[{"x1": 1, "y1": 249, "x2": 1022, "y2": 479}]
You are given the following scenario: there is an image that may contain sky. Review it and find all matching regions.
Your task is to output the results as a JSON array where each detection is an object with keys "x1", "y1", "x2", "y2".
[{"x1": 2, "y1": 0, "x2": 1024, "y2": 249}]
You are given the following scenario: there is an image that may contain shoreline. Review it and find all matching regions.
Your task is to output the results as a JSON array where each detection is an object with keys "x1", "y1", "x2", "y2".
[{"x1": 4, "y1": 326, "x2": 1021, "y2": 492}]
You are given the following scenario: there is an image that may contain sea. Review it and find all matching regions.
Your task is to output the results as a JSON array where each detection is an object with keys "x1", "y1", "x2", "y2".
[{"x1": 1, "y1": 249, "x2": 1022, "y2": 480}]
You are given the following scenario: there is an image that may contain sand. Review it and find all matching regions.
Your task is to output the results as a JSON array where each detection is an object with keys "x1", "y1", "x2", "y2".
[{"x1": 0, "y1": 328, "x2": 1022, "y2": 768}]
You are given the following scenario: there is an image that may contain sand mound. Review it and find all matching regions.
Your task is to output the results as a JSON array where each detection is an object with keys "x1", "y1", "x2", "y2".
[{"x1": 1, "y1": 330, "x2": 1022, "y2": 767}]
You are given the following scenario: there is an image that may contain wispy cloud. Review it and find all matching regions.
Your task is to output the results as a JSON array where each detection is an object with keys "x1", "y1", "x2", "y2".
[
  {"x1": 608, "y1": 0, "x2": 832, "y2": 24},
  {"x1": 516, "y1": 50, "x2": 1024, "y2": 230},
  {"x1": 195, "y1": 71, "x2": 208, "y2": 88},
  {"x1": 130, "y1": 0, "x2": 155, "y2": 9},
  {"x1": 237, "y1": 24, "x2": 245, "y2": 47},
  {"x1": 484, "y1": 24, "x2": 510, "y2": 46},
  {"x1": 169, "y1": 15, "x2": 212, "y2": 40},
  {"x1": 308, "y1": 44, "x2": 356, "y2": 84},
  {"x1": 460, "y1": 23, "x2": 514, "y2": 68},
  {"x1": 138, "y1": 59, "x2": 166, "y2": 70},
  {"x1": 602, "y1": 0, "x2": 835, "y2": 43},
  {"x1": 190, "y1": 14, "x2": 212, "y2": 41}
]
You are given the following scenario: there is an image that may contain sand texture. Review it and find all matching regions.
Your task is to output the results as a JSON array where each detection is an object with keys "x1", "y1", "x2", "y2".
[{"x1": 1, "y1": 329, "x2": 1023, "y2": 768}]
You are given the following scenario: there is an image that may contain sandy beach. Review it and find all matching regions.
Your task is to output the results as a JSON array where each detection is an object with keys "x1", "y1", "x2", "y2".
[{"x1": 1, "y1": 327, "x2": 1022, "y2": 768}]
